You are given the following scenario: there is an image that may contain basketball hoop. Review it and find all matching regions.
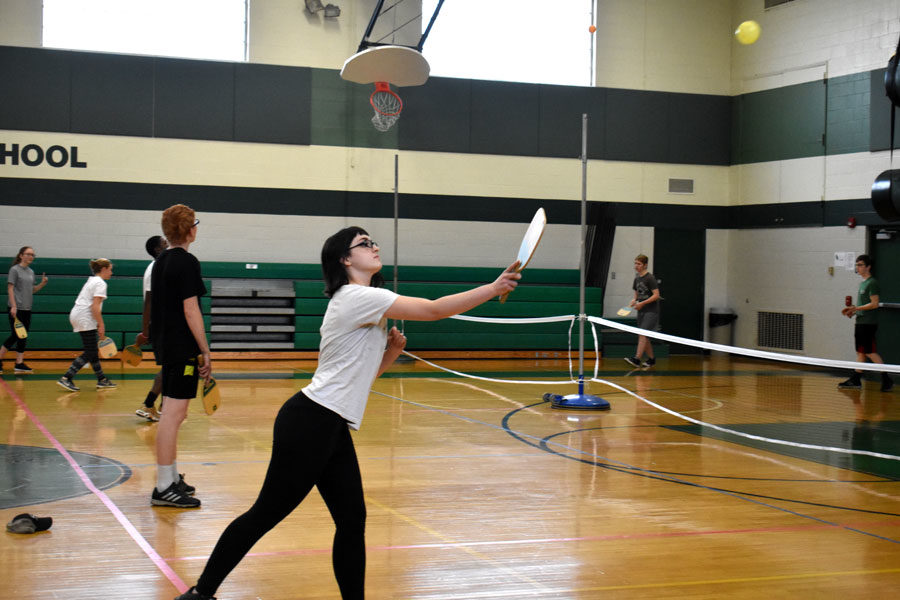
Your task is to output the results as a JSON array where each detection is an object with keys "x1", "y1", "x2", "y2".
[{"x1": 370, "y1": 81, "x2": 402, "y2": 132}]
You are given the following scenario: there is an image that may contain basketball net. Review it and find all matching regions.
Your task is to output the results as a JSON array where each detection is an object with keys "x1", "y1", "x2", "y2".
[{"x1": 370, "y1": 81, "x2": 402, "y2": 132}]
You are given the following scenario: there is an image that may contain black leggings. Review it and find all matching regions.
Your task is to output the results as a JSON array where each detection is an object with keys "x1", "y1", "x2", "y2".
[
  {"x1": 63, "y1": 329, "x2": 106, "y2": 380},
  {"x1": 196, "y1": 392, "x2": 366, "y2": 599},
  {"x1": 3, "y1": 309, "x2": 31, "y2": 353}
]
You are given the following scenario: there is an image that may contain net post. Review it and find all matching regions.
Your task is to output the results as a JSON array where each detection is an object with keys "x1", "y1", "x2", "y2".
[
  {"x1": 579, "y1": 113, "x2": 587, "y2": 382},
  {"x1": 547, "y1": 113, "x2": 609, "y2": 411}
]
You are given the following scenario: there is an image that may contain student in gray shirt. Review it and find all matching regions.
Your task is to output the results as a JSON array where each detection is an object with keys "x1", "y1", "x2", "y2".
[
  {"x1": 625, "y1": 254, "x2": 660, "y2": 369},
  {"x1": 1, "y1": 246, "x2": 48, "y2": 374}
]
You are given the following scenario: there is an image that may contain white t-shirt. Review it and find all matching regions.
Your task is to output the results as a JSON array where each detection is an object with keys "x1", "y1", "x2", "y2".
[
  {"x1": 143, "y1": 260, "x2": 154, "y2": 296},
  {"x1": 69, "y1": 276, "x2": 108, "y2": 332},
  {"x1": 302, "y1": 284, "x2": 398, "y2": 430}
]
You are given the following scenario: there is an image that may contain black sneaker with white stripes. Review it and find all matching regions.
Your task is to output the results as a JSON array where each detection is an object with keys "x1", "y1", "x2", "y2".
[
  {"x1": 177, "y1": 473, "x2": 196, "y2": 496},
  {"x1": 151, "y1": 481, "x2": 200, "y2": 508}
]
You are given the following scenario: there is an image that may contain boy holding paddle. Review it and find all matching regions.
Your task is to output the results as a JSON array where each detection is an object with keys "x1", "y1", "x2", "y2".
[
  {"x1": 150, "y1": 205, "x2": 210, "y2": 508},
  {"x1": 625, "y1": 254, "x2": 660, "y2": 368}
]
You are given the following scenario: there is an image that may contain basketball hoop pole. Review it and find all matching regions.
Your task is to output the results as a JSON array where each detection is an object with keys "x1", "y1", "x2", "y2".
[
  {"x1": 418, "y1": 0, "x2": 447, "y2": 50},
  {"x1": 358, "y1": 0, "x2": 445, "y2": 53},
  {"x1": 548, "y1": 114, "x2": 609, "y2": 410},
  {"x1": 358, "y1": 0, "x2": 388, "y2": 52}
]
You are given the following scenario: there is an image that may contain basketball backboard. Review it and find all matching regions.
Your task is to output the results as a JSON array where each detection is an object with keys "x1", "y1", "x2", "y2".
[
  {"x1": 340, "y1": 45, "x2": 429, "y2": 87},
  {"x1": 339, "y1": 0, "x2": 445, "y2": 131}
]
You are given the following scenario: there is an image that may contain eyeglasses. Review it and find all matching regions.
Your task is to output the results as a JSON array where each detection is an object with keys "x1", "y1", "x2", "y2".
[
  {"x1": 348, "y1": 239, "x2": 378, "y2": 250},
  {"x1": 193, "y1": 219, "x2": 200, "y2": 227}
]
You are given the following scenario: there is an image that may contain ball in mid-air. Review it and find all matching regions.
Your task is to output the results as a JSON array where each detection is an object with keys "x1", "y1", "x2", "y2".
[
  {"x1": 589, "y1": 24, "x2": 596, "y2": 34},
  {"x1": 735, "y1": 20, "x2": 760, "y2": 45}
]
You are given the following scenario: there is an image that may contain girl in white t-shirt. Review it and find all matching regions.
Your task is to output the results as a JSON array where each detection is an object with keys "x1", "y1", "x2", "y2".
[
  {"x1": 177, "y1": 226, "x2": 520, "y2": 600},
  {"x1": 57, "y1": 259, "x2": 116, "y2": 392}
]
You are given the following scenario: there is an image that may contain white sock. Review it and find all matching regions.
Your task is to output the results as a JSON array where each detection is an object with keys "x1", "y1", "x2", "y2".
[{"x1": 156, "y1": 464, "x2": 177, "y2": 492}]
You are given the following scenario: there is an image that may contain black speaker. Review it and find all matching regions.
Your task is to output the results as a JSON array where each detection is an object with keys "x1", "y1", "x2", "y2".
[
  {"x1": 875, "y1": 33, "x2": 900, "y2": 221},
  {"x1": 887, "y1": 53, "x2": 900, "y2": 106},
  {"x1": 872, "y1": 169, "x2": 900, "y2": 221}
]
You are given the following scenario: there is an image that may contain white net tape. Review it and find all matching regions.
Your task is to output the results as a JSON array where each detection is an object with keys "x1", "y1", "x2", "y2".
[
  {"x1": 584, "y1": 315, "x2": 900, "y2": 374},
  {"x1": 391, "y1": 313, "x2": 900, "y2": 461}
]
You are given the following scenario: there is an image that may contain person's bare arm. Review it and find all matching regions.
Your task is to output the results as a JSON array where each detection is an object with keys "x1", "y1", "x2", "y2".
[
  {"x1": 385, "y1": 261, "x2": 520, "y2": 321},
  {"x1": 184, "y1": 296, "x2": 211, "y2": 381},
  {"x1": 636, "y1": 288, "x2": 660, "y2": 310},
  {"x1": 136, "y1": 291, "x2": 152, "y2": 345}
]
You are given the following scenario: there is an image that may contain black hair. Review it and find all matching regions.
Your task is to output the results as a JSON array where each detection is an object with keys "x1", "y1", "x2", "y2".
[
  {"x1": 145, "y1": 235, "x2": 166, "y2": 259},
  {"x1": 857, "y1": 254, "x2": 873, "y2": 267},
  {"x1": 321, "y1": 226, "x2": 384, "y2": 298}
]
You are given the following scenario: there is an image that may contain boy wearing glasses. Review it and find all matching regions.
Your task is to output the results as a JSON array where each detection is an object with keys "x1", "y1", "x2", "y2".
[
  {"x1": 150, "y1": 205, "x2": 211, "y2": 508},
  {"x1": 839, "y1": 254, "x2": 893, "y2": 391}
]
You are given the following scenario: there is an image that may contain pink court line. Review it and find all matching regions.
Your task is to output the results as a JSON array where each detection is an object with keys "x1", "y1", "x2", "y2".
[
  {"x1": 1, "y1": 379, "x2": 188, "y2": 594},
  {"x1": 169, "y1": 519, "x2": 900, "y2": 562}
]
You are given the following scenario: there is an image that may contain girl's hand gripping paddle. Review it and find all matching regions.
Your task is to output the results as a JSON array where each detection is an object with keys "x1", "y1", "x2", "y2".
[{"x1": 500, "y1": 207, "x2": 546, "y2": 303}]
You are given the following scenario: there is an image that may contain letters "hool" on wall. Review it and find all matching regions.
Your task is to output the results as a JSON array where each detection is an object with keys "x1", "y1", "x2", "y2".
[{"x1": 0, "y1": 143, "x2": 87, "y2": 168}]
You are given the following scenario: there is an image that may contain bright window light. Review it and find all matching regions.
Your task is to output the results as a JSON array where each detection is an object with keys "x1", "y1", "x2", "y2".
[
  {"x1": 421, "y1": 0, "x2": 595, "y2": 86},
  {"x1": 43, "y1": 0, "x2": 247, "y2": 62}
]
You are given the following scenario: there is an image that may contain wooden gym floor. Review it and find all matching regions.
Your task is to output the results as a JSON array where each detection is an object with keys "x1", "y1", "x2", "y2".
[{"x1": 2, "y1": 355, "x2": 899, "y2": 599}]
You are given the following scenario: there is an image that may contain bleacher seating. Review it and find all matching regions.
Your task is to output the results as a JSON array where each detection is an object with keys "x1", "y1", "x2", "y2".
[{"x1": 10, "y1": 258, "x2": 610, "y2": 354}]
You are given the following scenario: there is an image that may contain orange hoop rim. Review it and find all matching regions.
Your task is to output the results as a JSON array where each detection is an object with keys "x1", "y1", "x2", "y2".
[{"x1": 370, "y1": 81, "x2": 403, "y2": 116}]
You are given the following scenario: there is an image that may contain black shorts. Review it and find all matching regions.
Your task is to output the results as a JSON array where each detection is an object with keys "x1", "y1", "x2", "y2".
[
  {"x1": 161, "y1": 357, "x2": 199, "y2": 399},
  {"x1": 854, "y1": 323, "x2": 878, "y2": 355}
]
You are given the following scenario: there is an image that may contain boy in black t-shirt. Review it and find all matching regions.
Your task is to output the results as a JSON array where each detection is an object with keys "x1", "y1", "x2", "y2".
[{"x1": 150, "y1": 204, "x2": 211, "y2": 508}]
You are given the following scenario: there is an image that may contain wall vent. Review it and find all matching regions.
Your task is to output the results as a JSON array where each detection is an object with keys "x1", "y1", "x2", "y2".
[
  {"x1": 668, "y1": 178, "x2": 694, "y2": 194},
  {"x1": 757, "y1": 311, "x2": 803, "y2": 351}
]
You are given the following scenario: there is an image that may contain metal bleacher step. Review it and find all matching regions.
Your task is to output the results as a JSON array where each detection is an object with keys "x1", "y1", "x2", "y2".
[{"x1": 210, "y1": 279, "x2": 296, "y2": 350}]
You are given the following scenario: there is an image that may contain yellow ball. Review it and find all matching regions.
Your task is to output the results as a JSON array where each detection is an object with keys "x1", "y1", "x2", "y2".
[{"x1": 735, "y1": 20, "x2": 760, "y2": 45}]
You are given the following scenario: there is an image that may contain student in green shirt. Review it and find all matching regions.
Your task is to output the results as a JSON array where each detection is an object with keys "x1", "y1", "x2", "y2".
[{"x1": 838, "y1": 254, "x2": 893, "y2": 391}]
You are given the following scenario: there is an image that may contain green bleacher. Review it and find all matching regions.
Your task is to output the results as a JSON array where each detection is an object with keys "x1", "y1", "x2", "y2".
[{"x1": 12, "y1": 258, "x2": 605, "y2": 353}]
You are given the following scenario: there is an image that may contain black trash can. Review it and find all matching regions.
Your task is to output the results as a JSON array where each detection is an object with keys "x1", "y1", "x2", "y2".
[{"x1": 708, "y1": 308, "x2": 737, "y2": 354}]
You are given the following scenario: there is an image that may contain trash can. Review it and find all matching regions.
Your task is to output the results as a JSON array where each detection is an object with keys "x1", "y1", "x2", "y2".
[{"x1": 708, "y1": 308, "x2": 737, "y2": 354}]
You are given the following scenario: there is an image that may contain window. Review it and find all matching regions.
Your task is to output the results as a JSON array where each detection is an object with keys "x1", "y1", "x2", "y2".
[
  {"x1": 421, "y1": 0, "x2": 595, "y2": 86},
  {"x1": 43, "y1": 0, "x2": 247, "y2": 62}
]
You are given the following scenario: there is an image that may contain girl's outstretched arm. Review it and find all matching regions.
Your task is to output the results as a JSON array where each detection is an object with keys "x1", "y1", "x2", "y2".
[{"x1": 384, "y1": 261, "x2": 521, "y2": 322}]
